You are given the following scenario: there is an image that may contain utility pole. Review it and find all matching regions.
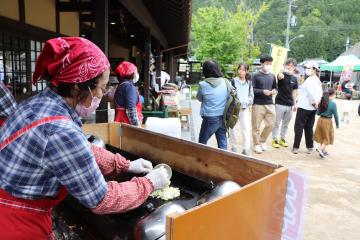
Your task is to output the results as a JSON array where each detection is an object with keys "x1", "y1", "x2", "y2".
[
  {"x1": 345, "y1": 36, "x2": 350, "y2": 51},
  {"x1": 285, "y1": 0, "x2": 294, "y2": 49},
  {"x1": 249, "y1": 21, "x2": 254, "y2": 59}
]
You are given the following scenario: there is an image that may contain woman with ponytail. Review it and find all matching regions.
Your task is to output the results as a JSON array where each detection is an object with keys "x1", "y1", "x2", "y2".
[{"x1": 314, "y1": 88, "x2": 339, "y2": 158}]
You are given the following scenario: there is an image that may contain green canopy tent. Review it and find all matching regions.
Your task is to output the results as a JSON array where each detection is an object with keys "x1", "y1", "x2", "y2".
[
  {"x1": 320, "y1": 55, "x2": 360, "y2": 85},
  {"x1": 320, "y1": 55, "x2": 360, "y2": 72}
]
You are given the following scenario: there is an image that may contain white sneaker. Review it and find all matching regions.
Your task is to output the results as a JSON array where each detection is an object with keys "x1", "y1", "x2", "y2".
[
  {"x1": 316, "y1": 147, "x2": 325, "y2": 158},
  {"x1": 254, "y1": 145, "x2": 263, "y2": 154},
  {"x1": 260, "y1": 142, "x2": 267, "y2": 151}
]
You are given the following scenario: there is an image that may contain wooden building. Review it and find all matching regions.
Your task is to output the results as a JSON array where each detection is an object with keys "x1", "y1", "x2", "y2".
[{"x1": 0, "y1": 0, "x2": 192, "y2": 121}]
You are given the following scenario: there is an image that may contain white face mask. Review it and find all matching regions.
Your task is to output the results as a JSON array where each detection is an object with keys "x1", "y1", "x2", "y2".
[
  {"x1": 284, "y1": 68, "x2": 294, "y2": 75},
  {"x1": 305, "y1": 68, "x2": 313, "y2": 76},
  {"x1": 133, "y1": 72, "x2": 139, "y2": 84},
  {"x1": 75, "y1": 87, "x2": 101, "y2": 117},
  {"x1": 263, "y1": 65, "x2": 272, "y2": 73}
]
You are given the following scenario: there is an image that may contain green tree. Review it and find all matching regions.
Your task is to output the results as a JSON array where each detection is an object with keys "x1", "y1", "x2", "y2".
[
  {"x1": 193, "y1": 0, "x2": 360, "y2": 63},
  {"x1": 289, "y1": 14, "x2": 328, "y2": 60},
  {"x1": 191, "y1": 3, "x2": 268, "y2": 73},
  {"x1": 254, "y1": 0, "x2": 360, "y2": 62}
]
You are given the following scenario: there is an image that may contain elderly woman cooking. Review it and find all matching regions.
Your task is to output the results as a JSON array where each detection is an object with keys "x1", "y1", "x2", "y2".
[{"x1": 0, "y1": 37, "x2": 169, "y2": 239}]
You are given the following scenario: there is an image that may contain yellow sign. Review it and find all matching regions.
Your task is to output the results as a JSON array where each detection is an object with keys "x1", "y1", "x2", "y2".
[{"x1": 270, "y1": 44, "x2": 288, "y2": 75}]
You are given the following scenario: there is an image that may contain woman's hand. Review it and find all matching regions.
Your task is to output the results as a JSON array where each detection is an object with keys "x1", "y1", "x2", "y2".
[
  {"x1": 145, "y1": 167, "x2": 170, "y2": 190},
  {"x1": 128, "y1": 158, "x2": 153, "y2": 174}
]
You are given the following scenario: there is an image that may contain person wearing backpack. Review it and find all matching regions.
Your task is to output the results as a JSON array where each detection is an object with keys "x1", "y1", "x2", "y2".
[
  {"x1": 251, "y1": 55, "x2": 277, "y2": 154},
  {"x1": 229, "y1": 63, "x2": 254, "y2": 155},
  {"x1": 197, "y1": 60, "x2": 228, "y2": 150}
]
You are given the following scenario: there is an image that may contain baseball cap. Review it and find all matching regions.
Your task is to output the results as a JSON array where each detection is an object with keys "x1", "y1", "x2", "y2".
[{"x1": 304, "y1": 61, "x2": 319, "y2": 71}]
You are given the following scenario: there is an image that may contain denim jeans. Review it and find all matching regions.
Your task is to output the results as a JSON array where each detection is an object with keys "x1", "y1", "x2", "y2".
[{"x1": 198, "y1": 116, "x2": 227, "y2": 150}]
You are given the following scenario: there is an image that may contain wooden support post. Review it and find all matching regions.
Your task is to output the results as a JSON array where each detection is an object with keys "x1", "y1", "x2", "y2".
[
  {"x1": 55, "y1": 0, "x2": 60, "y2": 33},
  {"x1": 94, "y1": 0, "x2": 109, "y2": 123},
  {"x1": 19, "y1": 0, "x2": 25, "y2": 23},
  {"x1": 143, "y1": 28, "x2": 151, "y2": 107},
  {"x1": 155, "y1": 40, "x2": 162, "y2": 89},
  {"x1": 168, "y1": 51, "x2": 175, "y2": 81}
]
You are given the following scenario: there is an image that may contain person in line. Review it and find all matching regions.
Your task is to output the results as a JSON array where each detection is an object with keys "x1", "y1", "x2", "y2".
[
  {"x1": 150, "y1": 63, "x2": 170, "y2": 92},
  {"x1": 251, "y1": 54, "x2": 277, "y2": 154},
  {"x1": 113, "y1": 61, "x2": 143, "y2": 126},
  {"x1": 0, "y1": 37, "x2": 169, "y2": 239},
  {"x1": 272, "y1": 58, "x2": 298, "y2": 148},
  {"x1": 229, "y1": 63, "x2": 253, "y2": 155},
  {"x1": 341, "y1": 79, "x2": 354, "y2": 95},
  {"x1": 0, "y1": 82, "x2": 17, "y2": 127},
  {"x1": 341, "y1": 93, "x2": 352, "y2": 124},
  {"x1": 314, "y1": 88, "x2": 339, "y2": 158},
  {"x1": 292, "y1": 61, "x2": 323, "y2": 154},
  {"x1": 197, "y1": 60, "x2": 228, "y2": 150}
]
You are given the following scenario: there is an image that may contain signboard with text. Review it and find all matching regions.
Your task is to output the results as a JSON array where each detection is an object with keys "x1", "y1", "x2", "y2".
[
  {"x1": 340, "y1": 63, "x2": 354, "y2": 83},
  {"x1": 281, "y1": 169, "x2": 308, "y2": 240},
  {"x1": 271, "y1": 44, "x2": 289, "y2": 75}
]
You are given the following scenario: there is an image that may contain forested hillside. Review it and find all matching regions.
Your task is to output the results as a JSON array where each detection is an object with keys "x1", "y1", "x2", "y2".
[{"x1": 192, "y1": 0, "x2": 360, "y2": 62}]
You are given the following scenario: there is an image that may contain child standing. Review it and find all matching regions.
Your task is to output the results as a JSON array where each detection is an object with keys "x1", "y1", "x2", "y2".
[
  {"x1": 229, "y1": 63, "x2": 254, "y2": 155},
  {"x1": 314, "y1": 88, "x2": 339, "y2": 158},
  {"x1": 341, "y1": 93, "x2": 352, "y2": 123}
]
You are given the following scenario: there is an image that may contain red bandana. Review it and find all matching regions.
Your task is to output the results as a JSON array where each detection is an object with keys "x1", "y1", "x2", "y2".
[
  {"x1": 32, "y1": 37, "x2": 110, "y2": 84},
  {"x1": 114, "y1": 61, "x2": 137, "y2": 78}
]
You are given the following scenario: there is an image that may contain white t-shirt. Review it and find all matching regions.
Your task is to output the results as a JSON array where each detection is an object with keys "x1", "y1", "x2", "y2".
[
  {"x1": 152, "y1": 71, "x2": 171, "y2": 92},
  {"x1": 343, "y1": 101, "x2": 352, "y2": 113},
  {"x1": 297, "y1": 76, "x2": 323, "y2": 110}
]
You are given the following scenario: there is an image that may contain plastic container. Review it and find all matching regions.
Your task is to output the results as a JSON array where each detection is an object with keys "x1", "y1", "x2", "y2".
[{"x1": 145, "y1": 117, "x2": 181, "y2": 138}]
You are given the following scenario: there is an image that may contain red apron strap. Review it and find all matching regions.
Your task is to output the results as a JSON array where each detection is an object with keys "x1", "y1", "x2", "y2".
[
  {"x1": 135, "y1": 94, "x2": 143, "y2": 123},
  {"x1": 0, "y1": 116, "x2": 70, "y2": 151},
  {"x1": 0, "y1": 118, "x2": 4, "y2": 128}
]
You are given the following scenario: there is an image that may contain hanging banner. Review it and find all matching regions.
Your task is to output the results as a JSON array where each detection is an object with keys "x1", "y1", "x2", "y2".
[
  {"x1": 340, "y1": 63, "x2": 354, "y2": 83},
  {"x1": 270, "y1": 44, "x2": 289, "y2": 75}
]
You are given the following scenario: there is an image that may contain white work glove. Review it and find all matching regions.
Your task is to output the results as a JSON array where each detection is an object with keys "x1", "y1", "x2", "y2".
[
  {"x1": 145, "y1": 167, "x2": 170, "y2": 190},
  {"x1": 128, "y1": 158, "x2": 153, "y2": 174}
]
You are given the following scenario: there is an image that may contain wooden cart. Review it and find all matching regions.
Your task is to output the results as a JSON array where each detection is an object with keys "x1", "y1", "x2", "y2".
[{"x1": 83, "y1": 123, "x2": 288, "y2": 240}]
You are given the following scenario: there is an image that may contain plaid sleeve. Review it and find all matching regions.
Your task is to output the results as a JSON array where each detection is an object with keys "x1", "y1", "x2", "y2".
[
  {"x1": 0, "y1": 83, "x2": 17, "y2": 119},
  {"x1": 126, "y1": 107, "x2": 140, "y2": 126},
  {"x1": 45, "y1": 129, "x2": 108, "y2": 208}
]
